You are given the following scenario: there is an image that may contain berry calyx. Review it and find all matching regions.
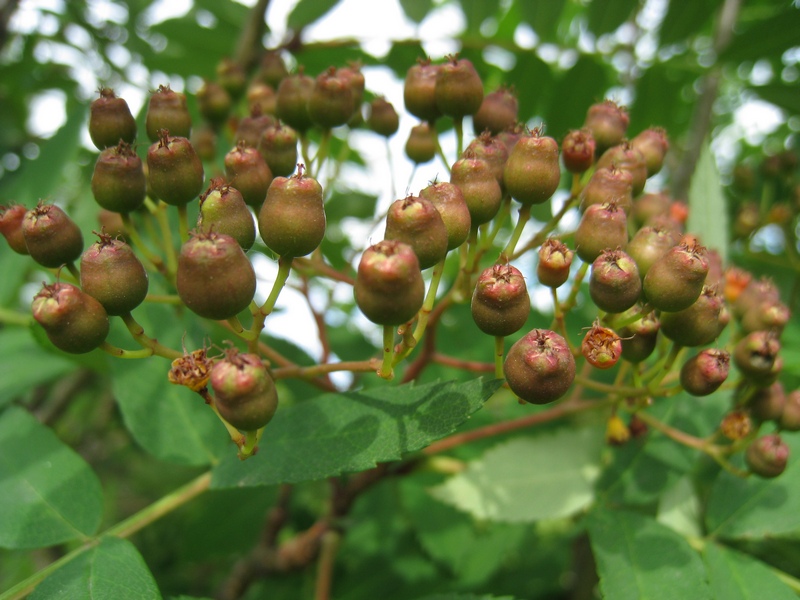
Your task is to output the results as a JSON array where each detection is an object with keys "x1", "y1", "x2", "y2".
[
  {"x1": 80, "y1": 232, "x2": 148, "y2": 316},
  {"x1": 581, "y1": 321, "x2": 622, "y2": 370},
  {"x1": 258, "y1": 165, "x2": 326, "y2": 258},
  {"x1": 176, "y1": 231, "x2": 257, "y2": 320},
  {"x1": 211, "y1": 349, "x2": 279, "y2": 432},
  {"x1": 354, "y1": 240, "x2": 425, "y2": 326},
  {"x1": 562, "y1": 129, "x2": 596, "y2": 174},
  {"x1": 471, "y1": 264, "x2": 530, "y2": 337},
  {"x1": 503, "y1": 329, "x2": 576, "y2": 404},
  {"x1": 22, "y1": 203, "x2": 84, "y2": 268},
  {"x1": 32, "y1": 282, "x2": 109, "y2": 354}
]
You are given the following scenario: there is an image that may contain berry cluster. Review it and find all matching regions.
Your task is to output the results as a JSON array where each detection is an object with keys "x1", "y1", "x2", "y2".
[{"x1": 0, "y1": 48, "x2": 795, "y2": 477}]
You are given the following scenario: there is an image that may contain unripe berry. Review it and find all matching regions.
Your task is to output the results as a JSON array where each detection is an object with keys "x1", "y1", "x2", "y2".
[
  {"x1": 581, "y1": 321, "x2": 622, "y2": 370},
  {"x1": 740, "y1": 299, "x2": 790, "y2": 336},
  {"x1": 748, "y1": 381, "x2": 786, "y2": 423},
  {"x1": 258, "y1": 122, "x2": 299, "y2": 177},
  {"x1": 405, "y1": 122, "x2": 437, "y2": 164},
  {"x1": 234, "y1": 106, "x2": 275, "y2": 149},
  {"x1": 147, "y1": 131, "x2": 205, "y2": 206},
  {"x1": 308, "y1": 67, "x2": 355, "y2": 129},
  {"x1": 745, "y1": 434, "x2": 789, "y2": 478},
  {"x1": 574, "y1": 201, "x2": 628, "y2": 264},
  {"x1": 583, "y1": 100, "x2": 629, "y2": 156},
  {"x1": 503, "y1": 129, "x2": 561, "y2": 206},
  {"x1": 472, "y1": 86, "x2": 518, "y2": 135},
  {"x1": 196, "y1": 80, "x2": 232, "y2": 126},
  {"x1": 419, "y1": 180, "x2": 471, "y2": 251},
  {"x1": 145, "y1": 84, "x2": 191, "y2": 141},
  {"x1": 630, "y1": 127, "x2": 669, "y2": 176},
  {"x1": 198, "y1": 178, "x2": 256, "y2": 251},
  {"x1": 384, "y1": 195, "x2": 448, "y2": 270},
  {"x1": 91, "y1": 141, "x2": 146, "y2": 213},
  {"x1": 247, "y1": 83, "x2": 278, "y2": 116},
  {"x1": 733, "y1": 276, "x2": 779, "y2": 319},
  {"x1": 561, "y1": 129, "x2": 596, "y2": 174},
  {"x1": 589, "y1": 249, "x2": 641, "y2": 313},
  {"x1": 733, "y1": 330, "x2": 781, "y2": 383},
  {"x1": 680, "y1": 348, "x2": 729, "y2": 396},
  {"x1": 97, "y1": 209, "x2": 127, "y2": 240},
  {"x1": 191, "y1": 124, "x2": 217, "y2": 162},
  {"x1": 88, "y1": 88, "x2": 137, "y2": 150},
  {"x1": 720, "y1": 410, "x2": 752, "y2": 441},
  {"x1": 465, "y1": 131, "x2": 508, "y2": 188},
  {"x1": 176, "y1": 231, "x2": 256, "y2": 320},
  {"x1": 338, "y1": 62, "x2": 365, "y2": 113},
  {"x1": 404, "y1": 58, "x2": 441, "y2": 122},
  {"x1": 618, "y1": 306, "x2": 660, "y2": 363},
  {"x1": 537, "y1": 238, "x2": 573, "y2": 288},
  {"x1": 80, "y1": 232, "x2": 148, "y2": 316},
  {"x1": 660, "y1": 286, "x2": 725, "y2": 347},
  {"x1": 354, "y1": 240, "x2": 425, "y2": 326},
  {"x1": 216, "y1": 58, "x2": 247, "y2": 99},
  {"x1": 471, "y1": 264, "x2": 530, "y2": 336},
  {"x1": 257, "y1": 51, "x2": 289, "y2": 89},
  {"x1": 0, "y1": 204, "x2": 30, "y2": 255},
  {"x1": 450, "y1": 152, "x2": 502, "y2": 226},
  {"x1": 779, "y1": 390, "x2": 800, "y2": 432},
  {"x1": 626, "y1": 225, "x2": 680, "y2": 279},
  {"x1": 631, "y1": 192, "x2": 671, "y2": 228},
  {"x1": 642, "y1": 236, "x2": 709, "y2": 312},
  {"x1": 367, "y1": 97, "x2": 399, "y2": 137},
  {"x1": 578, "y1": 165, "x2": 634, "y2": 213},
  {"x1": 32, "y1": 282, "x2": 109, "y2": 354},
  {"x1": 211, "y1": 349, "x2": 278, "y2": 431},
  {"x1": 596, "y1": 141, "x2": 648, "y2": 197},
  {"x1": 504, "y1": 329, "x2": 576, "y2": 404},
  {"x1": 224, "y1": 142, "x2": 273, "y2": 209},
  {"x1": 22, "y1": 203, "x2": 83, "y2": 268},
  {"x1": 435, "y1": 55, "x2": 484, "y2": 118},
  {"x1": 258, "y1": 165, "x2": 325, "y2": 258}
]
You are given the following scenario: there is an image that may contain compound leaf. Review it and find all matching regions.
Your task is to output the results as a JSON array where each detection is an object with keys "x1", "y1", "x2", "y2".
[{"x1": 703, "y1": 543, "x2": 796, "y2": 600}]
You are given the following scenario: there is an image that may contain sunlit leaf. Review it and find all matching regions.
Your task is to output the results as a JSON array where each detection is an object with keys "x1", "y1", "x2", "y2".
[
  {"x1": 586, "y1": 0, "x2": 640, "y2": 37},
  {"x1": 703, "y1": 543, "x2": 797, "y2": 600},
  {"x1": 687, "y1": 141, "x2": 728, "y2": 262},
  {"x1": 287, "y1": 0, "x2": 342, "y2": 30}
]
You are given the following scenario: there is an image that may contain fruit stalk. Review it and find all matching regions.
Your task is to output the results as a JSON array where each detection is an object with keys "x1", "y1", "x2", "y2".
[{"x1": 379, "y1": 324, "x2": 396, "y2": 380}]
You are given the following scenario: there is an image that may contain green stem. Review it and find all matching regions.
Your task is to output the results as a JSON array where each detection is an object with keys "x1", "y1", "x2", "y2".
[
  {"x1": 99, "y1": 341, "x2": 154, "y2": 359},
  {"x1": 120, "y1": 312, "x2": 182, "y2": 360},
  {"x1": 501, "y1": 204, "x2": 531, "y2": 259},
  {"x1": 454, "y1": 116, "x2": 464, "y2": 157},
  {"x1": 120, "y1": 212, "x2": 166, "y2": 275},
  {"x1": 238, "y1": 427, "x2": 263, "y2": 461},
  {"x1": 378, "y1": 324, "x2": 395, "y2": 380},
  {"x1": 312, "y1": 129, "x2": 332, "y2": 177},
  {"x1": 149, "y1": 199, "x2": 178, "y2": 277},
  {"x1": 300, "y1": 134, "x2": 312, "y2": 171},
  {"x1": 494, "y1": 336, "x2": 505, "y2": 379},
  {"x1": 144, "y1": 294, "x2": 183, "y2": 305},
  {"x1": 199, "y1": 388, "x2": 246, "y2": 447},
  {"x1": 65, "y1": 261, "x2": 80, "y2": 281},
  {"x1": 0, "y1": 308, "x2": 32, "y2": 327},
  {"x1": 248, "y1": 257, "x2": 293, "y2": 353},
  {"x1": 0, "y1": 472, "x2": 211, "y2": 600},
  {"x1": 647, "y1": 342, "x2": 683, "y2": 393},
  {"x1": 511, "y1": 196, "x2": 579, "y2": 260},
  {"x1": 432, "y1": 126, "x2": 451, "y2": 173},
  {"x1": 394, "y1": 260, "x2": 445, "y2": 365},
  {"x1": 177, "y1": 204, "x2": 190, "y2": 244}
]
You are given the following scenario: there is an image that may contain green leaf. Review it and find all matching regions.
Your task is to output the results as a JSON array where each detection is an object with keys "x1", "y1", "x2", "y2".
[
  {"x1": 457, "y1": 0, "x2": 501, "y2": 34},
  {"x1": 516, "y1": 0, "x2": 567, "y2": 43},
  {"x1": 0, "y1": 407, "x2": 103, "y2": 549},
  {"x1": 657, "y1": 475, "x2": 702, "y2": 538},
  {"x1": 705, "y1": 436, "x2": 800, "y2": 540},
  {"x1": 750, "y1": 82, "x2": 800, "y2": 115},
  {"x1": 0, "y1": 328, "x2": 76, "y2": 408},
  {"x1": 430, "y1": 428, "x2": 603, "y2": 522},
  {"x1": 414, "y1": 595, "x2": 517, "y2": 600},
  {"x1": 544, "y1": 55, "x2": 608, "y2": 140},
  {"x1": 211, "y1": 378, "x2": 503, "y2": 488},
  {"x1": 720, "y1": 7, "x2": 800, "y2": 64},
  {"x1": 586, "y1": 0, "x2": 640, "y2": 37},
  {"x1": 30, "y1": 537, "x2": 162, "y2": 600},
  {"x1": 287, "y1": 0, "x2": 342, "y2": 30},
  {"x1": 507, "y1": 52, "x2": 554, "y2": 122},
  {"x1": 325, "y1": 189, "x2": 378, "y2": 221},
  {"x1": 399, "y1": 0, "x2": 433, "y2": 24},
  {"x1": 587, "y1": 508, "x2": 713, "y2": 600},
  {"x1": 703, "y1": 543, "x2": 797, "y2": 600},
  {"x1": 658, "y1": 0, "x2": 720, "y2": 47},
  {"x1": 687, "y1": 141, "x2": 728, "y2": 263},
  {"x1": 628, "y1": 60, "x2": 694, "y2": 135}
]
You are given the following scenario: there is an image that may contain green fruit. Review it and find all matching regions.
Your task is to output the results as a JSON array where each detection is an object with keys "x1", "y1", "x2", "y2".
[
  {"x1": 80, "y1": 232, "x2": 148, "y2": 316},
  {"x1": 504, "y1": 329, "x2": 576, "y2": 404},
  {"x1": 198, "y1": 178, "x2": 256, "y2": 251},
  {"x1": 258, "y1": 122, "x2": 299, "y2": 177},
  {"x1": 561, "y1": 129, "x2": 596, "y2": 174},
  {"x1": 88, "y1": 88, "x2": 137, "y2": 150},
  {"x1": 630, "y1": 127, "x2": 669, "y2": 177},
  {"x1": 578, "y1": 165, "x2": 634, "y2": 213},
  {"x1": 679, "y1": 348, "x2": 729, "y2": 396},
  {"x1": 32, "y1": 282, "x2": 109, "y2": 354},
  {"x1": 196, "y1": 80, "x2": 232, "y2": 126},
  {"x1": 619, "y1": 306, "x2": 660, "y2": 363},
  {"x1": 308, "y1": 67, "x2": 355, "y2": 129},
  {"x1": 748, "y1": 381, "x2": 786, "y2": 423},
  {"x1": 404, "y1": 58, "x2": 441, "y2": 122},
  {"x1": 450, "y1": 152, "x2": 502, "y2": 226},
  {"x1": 91, "y1": 141, "x2": 146, "y2": 213},
  {"x1": 733, "y1": 330, "x2": 781, "y2": 384},
  {"x1": 503, "y1": 129, "x2": 561, "y2": 206},
  {"x1": 384, "y1": 195, "x2": 448, "y2": 270},
  {"x1": 405, "y1": 122, "x2": 437, "y2": 164},
  {"x1": 419, "y1": 180, "x2": 471, "y2": 251},
  {"x1": 595, "y1": 141, "x2": 648, "y2": 197},
  {"x1": 258, "y1": 166, "x2": 325, "y2": 257},
  {"x1": 660, "y1": 286, "x2": 725, "y2": 347},
  {"x1": 176, "y1": 231, "x2": 256, "y2": 320},
  {"x1": 147, "y1": 132, "x2": 205, "y2": 206},
  {"x1": 574, "y1": 201, "x2": 628, "y2": 264},
  {"x1": 435, "y1": 55, "x2": 484, "y2": 118},
  {"x1": 589, "y1": 249, "x2": 641, "y2": 313},
  {"x1": 643, "y1": 237, "x2": 709, "y2": 312},
  {"x1": 0, "y1": 204, "x2": 30, "y2": 255},
  {"x1": 246, "y1": 83, "x2": 277, "y2": 116},
  {"x1": 472, "y1": 86, "x2": 518, "y2": 136},
  {"x1": 276, "y1": 70, "x2": 315, "y2": 132},
  {"x1": 537, "y1": 238, "x2": 574, "y2": 288},
  {"x1": 779, "y1": 390, "x2": 800, "y2": 432},
  {"x1": 367, "y1": 97, "x2": 399, "y2": 137},
  {"x1": 583, "y1": 99, "x2": 629, "y2": 156},
  {"x1": 256, "y1": 51, "x2": 289, "y2": 89},
  {"x1": 224, "y1": 143, "x2": 273, "y2": 208},
  {"x1": 631, "y1": 192, "x2": 672, "y2": 228},
  {"x1": 471, "y1": 264, "x2": 530, "y2": 336},
  {"x1": 466, "y1": 131, "x2": 509, "y2": 188},
  {"x1": 22, "y1": 203, "x2": 83, "y2": 268},
  {"x1": 216, "y1": 58, "x2": 247, "y2": 99},
  {"x1": 145, "y1": 84, "x2": 191, "y2": 142},
  {"x1": 234, "y1": 107, "x2": 275, "y2": 149},
  {"x1": 745, "y1": 434, "x2": 789, "y2": 478},
  {"x1": 626, "y1": 225, "x2": 679, "y2": 278},
  {"x1": 354, "y1": 240, "x2": 425, "y2": 326},
  {"x1": 211, "y1": 350, "x2": 278, "y2": 431}
]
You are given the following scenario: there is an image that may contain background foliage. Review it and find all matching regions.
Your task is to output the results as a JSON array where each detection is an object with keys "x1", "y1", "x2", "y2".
[{"x1": 1, "y1": 0, "x2": 799, "y2": 599}]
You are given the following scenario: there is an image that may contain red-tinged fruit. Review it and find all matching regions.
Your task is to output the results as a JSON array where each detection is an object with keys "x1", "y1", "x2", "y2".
[
  {"x1": 32, "y1": 282, "x2": 109, "y2": 354},
  {"x1": 354, "y1": 240, "x2": 425, "y2": 326},
  {"x1": 450, "y1": 152, "x2": 502, "y2": 226},
  {"x1": 147, "y1": 131, "x2": 205, "y2": 206},
  {"x1": 504, "y1": 329, "x2": 576, "y2": 404},
  {"x1": 224, "y1": 142, "x2": 273, "y2": 208},
  {"x1": 89, "y1": 88, "x2": 137, "y2": 149},
  {"x1": 91, "y1": 141, "x2": 146, "y2": 213},
  {"x1": 746, "y1": 434, "x2": 789, "y2": 478},
  {"x1": 627, "y1": 225, "x2": 680, "y2": 278},
  {"x1": 384, "y1": 195, "x2": 448, "y2": 270},
  {"x1": 435, "y1": 55, "x2": 484, "y2": 118},
  {"x1": 581, "y1": 321, "x2": 622, "y2": 370},
  {"x1": 660, "y1": 286, "x2": 725, "y2": 347},
  {"x1": 419, "y1": 180, "x2": 471, "y2": 251},
  {"x1": 733, "y1": 330, "x2": 781, "y2": 383},
  {"x1": 308, "y1": 67, "x2": 355, "y2": 129},
  {"x1": 404, "y1": 58, "x2": 441, "y2": 122},
  {"x1": 0, "y1": 204, "x2": 29, "y2": 255},
  {"x1": 503, "y1": 128, "x2": 561, "y2": 206},
  {"x1": 537, "y1": 238, "x2": 574, "y2": 288},
  {"x1": 368, "y1": 97, "x2": 399, "y2": 137},
  {"x1": 680, "y1": 348, "x2": 729, "y2": 396},
  {"x1": 579, "y1": 165, "x2": 634, "y2": 213},
  {"x1": 80, "y1": 232, "x2": 148, "y2": 316},
  {"x1": 197, "y1": 80, "x2": 232, "y2": 126},
  {"x1": 405, "y1": 122, "x2": 437, "y2": 164},
  {"x1": 631, "y1": 127, "x2": 669, "y2": 176},
  {"x1": 619, "y1": 306, "x2": 660, "y2": 363},
  {"x1": 574, "y1": 201, "x2": 628, "y2": 263},
  {"x1": 596, "y1": 141, "x2": 648, "y2": 197},
  {"x1": 589, "y1": 249, "x2": 641, "y2": 313},
  {"x1": 466, "y1": 131, "x2": 508, "y2": 188},
  {"x1": 779, "y1": 390, "x2": 800, "y2": 432},
  {"x1": 583, "y1": 100, "x2": 629, "y2": 155},
  {"x1": 471, "y1": 264, "x2": 530, "y2": 337},
  {"x1": 642, "y1": 236, "x2": 709, "y2": 312},
  {"x1": 211, "y1": 349, "x2": 278, "y2": 431},
  {"x1": 22, "y1": 203, "x2": 83, "y2": 268},
  {"x1": 234, "y1": 106, "x2": 275, "y2": 149},
  {"x1": 562, "y1": 129, "x2": 595, "y2": 174},
  {"x1": 145, "y1": 84, "x2": 191, "y2": 141},
  {"x1": 198, "y1": 178, "x2": 256, "y2": 251},
  {"x1": 472, "y1": 86, "x2": 518, "y2": 135},
  {"x1": 748, "y1": 381, "x2": 786, "y2": 423},
  {"x1": 259, "y1": 122, "x2": 298, "y2": 177}
]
